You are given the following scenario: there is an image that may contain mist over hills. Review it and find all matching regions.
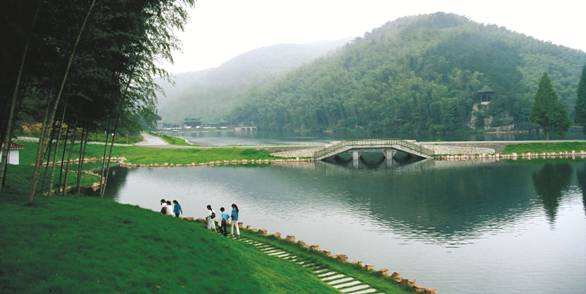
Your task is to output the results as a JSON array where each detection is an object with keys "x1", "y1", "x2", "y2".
[
  {"x1": 230, "y1": 13, "x2": 586, "y2": 135},
  {"x1": 157, "y1": 40, "x2": 348, "y2": 124}
]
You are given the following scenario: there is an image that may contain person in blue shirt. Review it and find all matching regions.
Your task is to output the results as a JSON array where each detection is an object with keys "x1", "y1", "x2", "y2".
[
  {"x1": 230, "y1": 203, "x2": 240, "y2": 237},
  {"x1": 172, "y1": 200, "x2": 183, "y2": 218},
  {"x1": 220, "y1": 207, "x2": 230, "y2": 236}
]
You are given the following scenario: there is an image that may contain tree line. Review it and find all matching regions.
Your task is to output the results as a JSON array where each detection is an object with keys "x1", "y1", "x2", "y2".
[{"x1": 0, "y1": 0, "x2": 194, "y2": 203}]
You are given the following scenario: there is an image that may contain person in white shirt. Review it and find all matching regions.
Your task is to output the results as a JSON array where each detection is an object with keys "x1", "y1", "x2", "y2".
[
  {"x1": 206, "y1": 205, "x2": 217, "y2": 231},
  {"x1": 166, "y1": 200, "x2": 174, "y2": 216}
]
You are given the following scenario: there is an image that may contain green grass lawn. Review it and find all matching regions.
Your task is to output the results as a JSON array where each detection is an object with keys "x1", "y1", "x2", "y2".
[
  {"x1": 153, "y1": 132, "x2": 192, "y2": 146},
  {"x1": 0, "y1": 196, "x2": 334, "y2": 293},
  {"x1": 17, "y1": 141, "x2": 275, "y2": 166},
  {"x1": 502, "y1": 142, "x2": 586, "y2": 154}
]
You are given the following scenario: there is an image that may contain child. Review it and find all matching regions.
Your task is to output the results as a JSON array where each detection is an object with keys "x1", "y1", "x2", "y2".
[
  {"x1": 230, "y1": 203, "x2": 240, "y2": 237},
  {"x1": 220, "y1": 207, "x2": 229, "y2": 236},
  {"x1": 160, "y1": 199, "x2": 167, "y2": 215},
  {"x1": 173, "y1": 200, "x2": 183, "y2": 218},
  {"x1": 206, "y1": 205, "x2": 216, "y2": 231}
]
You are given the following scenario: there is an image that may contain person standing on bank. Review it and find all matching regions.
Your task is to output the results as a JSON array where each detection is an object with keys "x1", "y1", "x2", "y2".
[
  {"x1": 230, "y1": 203, "x2": 240, "y2": 237},
  {"x1": 206, "y1": 205, "x2": 216, "y2": 231},
  {"x1": 166, "y1": 200, "x2": 173, "y2": 216},
  {"x1": 220, "y1": 207, "x2": 229, "y2": 236},
  {"x1": 160, "y1": 199, "x2": 168, "y2": 215},
  {"x1": 173, "y1": 200, "x2": 183, "y2": 218}
]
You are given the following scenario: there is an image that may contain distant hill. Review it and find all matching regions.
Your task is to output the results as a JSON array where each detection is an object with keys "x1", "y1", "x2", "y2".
[
  {"x1": 157, "y1": 40, "x2": 348, "y2": 124},
  {"x1": 231, "y1": 12, "x2": 586, "y2": 135}
]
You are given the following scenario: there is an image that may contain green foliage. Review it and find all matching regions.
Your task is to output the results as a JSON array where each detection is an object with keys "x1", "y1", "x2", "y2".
[
  {"x1": 0, "y1": 196, "x2": 334, "y2": 293},
  {"x1": 530, "y1": 73, "x2": 570, "y2": 136},
  {"x1": 575, "y1": 66, "x2": 586, "y2": 131},
  {"x1": 230, "y1": 13, "x2": 586, "y2": 136}
]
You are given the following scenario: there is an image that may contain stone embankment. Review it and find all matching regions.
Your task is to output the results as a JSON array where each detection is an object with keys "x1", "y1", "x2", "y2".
[
  {"x1": 421, "y1": 144, "x2": 495, "y2": 156},
  {"x1": 118, "y1": 158, "x2": 313, "y2": 168},
  {"x1": 436, "y1": 150, "x2": 586, "y2": 161},
  {"x1": 181, "y1": 217, "x2": 435, "y2": 294}
]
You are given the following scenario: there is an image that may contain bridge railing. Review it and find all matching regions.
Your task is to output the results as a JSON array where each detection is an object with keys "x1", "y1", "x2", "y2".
[{"x1": 313, "y1": 139, "x2": 434, "y2": 159}]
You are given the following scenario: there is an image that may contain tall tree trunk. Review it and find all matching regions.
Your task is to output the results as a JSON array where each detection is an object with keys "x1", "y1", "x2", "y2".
[
  {"x1": 48, "y1": 104, "x2": 68, "y2": 195},
  {"x1": 40, "y1": 120, "x2": 59, "y2": 193},
  {"x1": 29, "y1": 0, "x2": 97, "y2": 204},
  {"x1": 75, "y1": 127, "x2": 88, "y2": 193},
  {"x1": 98, "y1": 124, "x2": 111, "y2": 194},
  {"x1": 100, "y1": 120, "x2": 118, "y2": 196},
  {"x1": 0, "y1": 2, "x2": 42, "y2": 191},
  {"x1": 57, "y1": 124, "x2": 71, "y2": 194},
  {"x1": 62, "y1": 124, "x2": 77, "y2": 194}
]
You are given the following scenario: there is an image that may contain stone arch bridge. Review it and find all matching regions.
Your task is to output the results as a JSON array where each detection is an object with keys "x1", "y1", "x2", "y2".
[{"x1": 313, "y1": 139, "x2": 434, "y2": 167}]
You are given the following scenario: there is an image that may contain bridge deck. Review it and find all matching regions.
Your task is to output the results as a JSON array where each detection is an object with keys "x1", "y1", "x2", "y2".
[{"x1": 313, "y1": 139, "x2": 434, "y2": 161}]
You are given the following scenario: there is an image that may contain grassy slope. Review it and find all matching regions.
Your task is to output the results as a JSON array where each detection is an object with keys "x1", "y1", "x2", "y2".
[
  {"x1": 17, "y1": 142, "x2": 275, "y2": 165},
  {"x1": 503, "y1": 142, "x2": 586, "y2": 154},
  {"x1": 0, "y1": 196, "x2": 334, "y2": 293}
]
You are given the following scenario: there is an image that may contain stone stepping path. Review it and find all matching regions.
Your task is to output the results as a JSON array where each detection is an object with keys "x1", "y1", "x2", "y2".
[{"x1": 230, "y1": 235, "x2": 383, "y2": 293}]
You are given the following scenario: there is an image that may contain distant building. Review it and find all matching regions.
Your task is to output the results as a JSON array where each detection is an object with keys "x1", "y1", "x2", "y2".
[
  {"x1": 477, "y1": 85, "x2": 495, "y2": 106},
  {"x1": 0, "y1": 143, "x2": 23, "y2": 165}
]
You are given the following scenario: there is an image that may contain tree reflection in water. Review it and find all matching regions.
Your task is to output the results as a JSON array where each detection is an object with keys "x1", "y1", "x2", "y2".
[
  {"x1": 576, "y1": 163, "x2": 586, "y2": 216},
  {"x1": 532, "y1": 163, "x2": 573, "y2": 224}
]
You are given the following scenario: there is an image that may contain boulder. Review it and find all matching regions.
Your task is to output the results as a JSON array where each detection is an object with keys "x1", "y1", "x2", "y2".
[
  {"x1": 285, "y1": 235, "x2": 296, "y2": 242},
  {"x1": 259, "y1": 229, "x2": 268, "y2": 235},
  {"x1": 309, "y1": 244, "x2": 320, "y2": 251},
  {"x1": 377, "y1": 268, "x2": 389, "y2": 276},
  {"x1": 335, "y1": 254, "x2": 348, "y2": 262},
  {"x1": 273, "y1": 232, "x2": 281, "y2": 238},
  {"x1": 364, "y1": 264, "x2": 374, "y2": 271},
  {"x1": 183, "y1": 216, "x2": 194, "y2": 221},
  {"x1": 297, "y1": 240, "x2": 307, "y2": 248}
]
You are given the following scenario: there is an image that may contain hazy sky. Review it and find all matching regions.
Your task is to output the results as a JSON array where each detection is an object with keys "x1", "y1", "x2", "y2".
[{"x1": 164, "y1": 0, "x2": 586, "y2": 74}]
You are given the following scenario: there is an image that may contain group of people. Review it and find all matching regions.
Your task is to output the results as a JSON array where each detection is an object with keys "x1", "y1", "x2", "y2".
[
  {"x1": 206, "y1": 204, "x2": 240, "y2": 237},
  {"x1": 158, "y1": 199, "x2": 240, "y2": 237},
  {"x1": 160, "y1": 199, "x2": 183, "y2": 218}
]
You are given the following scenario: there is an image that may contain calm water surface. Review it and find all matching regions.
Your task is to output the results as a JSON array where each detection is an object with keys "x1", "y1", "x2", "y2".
[{"x1": 105, "y1": 160, "x2": 586, "y2": 294}]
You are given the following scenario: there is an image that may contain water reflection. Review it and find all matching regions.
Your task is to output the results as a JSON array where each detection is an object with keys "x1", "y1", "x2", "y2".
[
  {"x1": 532, "y1": 163, "x2": 572, "y2": 224},
  {"x1": 577, "y1": 163, "x2": 586, "y2": 215}
]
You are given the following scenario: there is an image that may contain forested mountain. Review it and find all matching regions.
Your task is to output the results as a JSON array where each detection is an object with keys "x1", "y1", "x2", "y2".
[
  {"x1": 231, "y1": 13, "x2": 586, "y2": 136},
  {"x1": 157, "y1": 40, "x2": 347, "y2": 124}
]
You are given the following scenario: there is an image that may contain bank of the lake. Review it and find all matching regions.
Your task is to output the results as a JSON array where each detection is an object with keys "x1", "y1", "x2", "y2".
[{"x1": 17, "y1": 141, "x2": 276, "y2": 166}]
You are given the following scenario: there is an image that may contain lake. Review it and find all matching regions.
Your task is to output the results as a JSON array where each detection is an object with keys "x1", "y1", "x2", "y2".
[{"x1": 105, "y1": 159, "x2": 586, "y2": 294}]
